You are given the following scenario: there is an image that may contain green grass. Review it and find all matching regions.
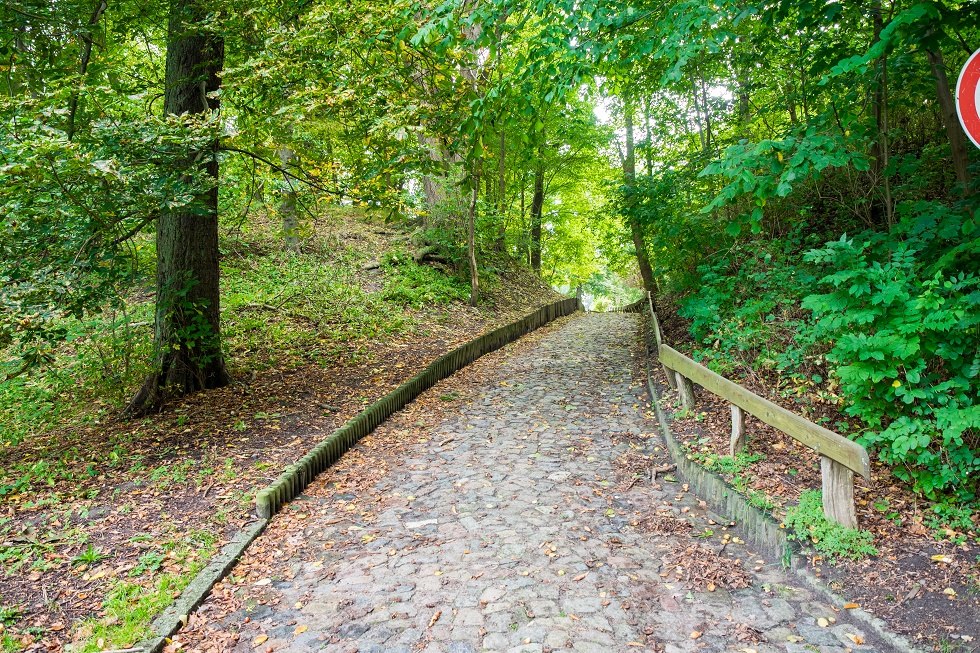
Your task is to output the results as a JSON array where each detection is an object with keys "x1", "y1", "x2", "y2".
[
  {"x1": 0, "y1": 222, "x2": 426, "y2": 453},
  {"x1": 783, "y1": 490, "x2": 879, "y2": 562},
  {"x1": 74, "y1": 536, "x2": 214, "y2": 652},
  {"x1": 71, "y1": 545, "x2": 110, "y2": 567}
]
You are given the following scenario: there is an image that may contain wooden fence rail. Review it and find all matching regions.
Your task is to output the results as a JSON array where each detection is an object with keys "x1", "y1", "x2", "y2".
[{"x1": 638, "y1": 293, "x2": 870, "y2": 528}]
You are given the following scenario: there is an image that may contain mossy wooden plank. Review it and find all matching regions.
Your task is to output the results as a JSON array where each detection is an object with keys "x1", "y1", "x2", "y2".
[{"x1": 659, "y1": 345, "x2": 870, "y2": 478}]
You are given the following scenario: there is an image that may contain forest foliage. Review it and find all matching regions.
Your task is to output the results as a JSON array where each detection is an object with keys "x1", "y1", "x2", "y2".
[{"x1": 1, "y1": 0, "x2": 978, "y2": 527}]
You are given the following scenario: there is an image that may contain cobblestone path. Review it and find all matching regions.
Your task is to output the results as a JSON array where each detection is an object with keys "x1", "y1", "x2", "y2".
[{"x1": 185, "y1": 313, "x2": 892, "y2": 653}]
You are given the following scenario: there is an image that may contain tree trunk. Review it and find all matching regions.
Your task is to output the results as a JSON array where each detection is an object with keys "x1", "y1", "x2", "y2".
[
  {"x1": 67, "y1": 0, "x2": 107, "y2": 141},
  {"x1": 623, "y1": 100, "x2": 656, "y2": 295},
  {"x1": 127, "y1": 0, "x2": 228, "y2": 415},
  {"x1": 467, "y1": 159, "x2": 481, "y2": 307},
  {"x1": 926, "y1": 47, "x2": 973, "y2": 194},
  {"x1": 643, "y1": 95, "x2": 653, "y2": 176},
  {"x1": 494, "y1": 128, "x2": 507, "y2": 250},
  {"x1": 530, "y1": 156, "x2": 544, "y2": 274},
  {"x1": 279, "y1": 147, "x2": 299, "y2": 251},
  {"x1": 870, "y1": 1, "x2": 895, "y2": 227}
]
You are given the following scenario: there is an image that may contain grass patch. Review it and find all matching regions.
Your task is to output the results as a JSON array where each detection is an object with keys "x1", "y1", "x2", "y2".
[
  {"x1": 783, "y1": 490, "x2": 879, "y2": 562},
  {"x1": 73, "y1": 536, "x2": 214, "y2": 652}
]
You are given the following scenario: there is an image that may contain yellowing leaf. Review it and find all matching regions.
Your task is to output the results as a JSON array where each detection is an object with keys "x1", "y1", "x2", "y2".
[
  {"x1": 931, "y1": 554, "x2": 953, "y2": 563},
  {"x1": 253, "y1": 634, "x2": 269, "y2": 646},
  {"x1": 846, "y1": 633, "x2": 865, "y2": 645},
  {"x1": 294, "y1": 625, "x2": 308, "y2": 635},
  {"x1": 690, "y1": 631, "x2": 703, "y2": 640},
  {"x1": 843, "y1": 602, "x2": 859, "y2": 609}
]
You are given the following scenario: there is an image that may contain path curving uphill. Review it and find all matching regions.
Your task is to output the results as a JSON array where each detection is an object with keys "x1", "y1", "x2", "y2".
[{"x1": 179, "y1": 313, "x2": 893, "y2": 653}]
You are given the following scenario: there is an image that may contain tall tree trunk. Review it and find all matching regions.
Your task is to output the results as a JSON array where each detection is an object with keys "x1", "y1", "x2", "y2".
[
  {"x1": 643, "y1": 95, "x2": 653, "y2": 175},
  {"x1": 127, "y1": 0, "x2": 228, "y2": 415},
  {"x1": 467, "y1": 159, "x2": 481, "y2": 306},
  {"x1": 623, "y1": 100, "x2": 656, "y2": 297},
  {"x1": 530, "y1": 156, "x2": 544, "y2": 274},
  {"x1": 278, "y1": 147, "x2": 299, "y2": 251},
  {"x1": 494, "y1": 128, "x2": 507, "y2": 250},
  {"x1": 67, "y1": 0, "x2": 107, "y2": 140},
  {"x1": 926, "y1": 46, "x2": 973, "y2": 194},
  {"x1": 870, "y1": 1, "x2": 894, "y2": 227}
]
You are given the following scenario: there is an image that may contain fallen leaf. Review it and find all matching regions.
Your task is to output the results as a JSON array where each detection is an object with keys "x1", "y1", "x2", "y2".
[
  {"x1": 931, "y1": 554, "x2": 953, "y2": 564},
  {"x1": 843, "y1": 602, "x2": 859, "y2": 609},
  {"x1": 690, "y1": 631, "x2": 703, "y2": 640},
  {"x1": 428, "y1": 611, "x2": 442, "y2": 628},
  {"x1": 846, "y1": 633, "x2": 865, "y2": 645},
  {"x1": 294, "y1": 625, "x2": 308, "y2": 635},
  {"x1": 817, "y1": 617, "x2": 830, "y2": 628},
  {"x1": 253, "y1": 634, "x2": 269, "y2": 647},
  {"x1": 573, "y1": 572, "x2": 588, "y2": 581}
]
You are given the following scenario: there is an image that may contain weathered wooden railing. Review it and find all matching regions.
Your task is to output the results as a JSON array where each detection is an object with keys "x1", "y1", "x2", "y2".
[{"x1": 637, "y1": 293, "x2": 870, "y2": 527}]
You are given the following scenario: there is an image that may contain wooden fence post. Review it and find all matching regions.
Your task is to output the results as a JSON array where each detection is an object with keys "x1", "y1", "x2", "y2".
[
  {"x1": 729, "y1": 405, "x2": 746, "y2": 455},
  {"x1": 820, "y1": 456, "x2": 857, "y2": 528},
  {"x1": 675, "y1": 372, "x2": 695, "y2": 409}
]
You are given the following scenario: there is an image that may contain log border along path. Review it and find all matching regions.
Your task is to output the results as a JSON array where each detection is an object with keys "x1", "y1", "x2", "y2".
[{"x1": 174, "y1": 312, "x2": 894, "y2": 653}]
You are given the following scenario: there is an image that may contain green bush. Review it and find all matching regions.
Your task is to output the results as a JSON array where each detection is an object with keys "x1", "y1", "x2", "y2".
[
  {"x1": 803, "y1": 203, "x2": 979, "y2": 504},
  {"x1": 783, "y1": 490, "x2": 878, "y2": 562}
]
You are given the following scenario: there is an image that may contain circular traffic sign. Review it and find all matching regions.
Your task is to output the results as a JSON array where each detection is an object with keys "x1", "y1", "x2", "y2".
[{"x1": 956, "y1": 47, "x2": 980, "y2": 149}]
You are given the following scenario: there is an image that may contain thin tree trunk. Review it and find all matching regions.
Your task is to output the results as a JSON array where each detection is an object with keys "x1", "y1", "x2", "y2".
[
  {"x1": 127, "y1": 0, "x2": 228, "y2": 415},
  {"x1": 926, "y1": 47, "x2": 973, "y2": 194},
  {"x1": 494, "y1": 128, "x2": 507, "y2": 250},
  {"x1": 530, "y1": 156, "x2": 544, "y2": 274},
  {"x1": 623, "y1": 100, "x2": 655, "y2": 296},
  {"x1": 643, "y1": 95, "x2": 653, "y2": 176},
  {"x1": 467, "y1": 159, "x2": 481, "y2": 306},
  {"x1": 279, "y1": 147, "x2": 299, "y2": 251},
  {"x1": 871, "y1": 1, "x2": 895, "y2": 227},
  {"x1": 67, "y1": 0, "x2": 108, "y2": 140}
]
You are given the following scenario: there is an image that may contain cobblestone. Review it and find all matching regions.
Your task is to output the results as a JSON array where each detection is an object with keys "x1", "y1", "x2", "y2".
[{"x1": 194, "y1": 313, "x2": 895, "y2": 652}]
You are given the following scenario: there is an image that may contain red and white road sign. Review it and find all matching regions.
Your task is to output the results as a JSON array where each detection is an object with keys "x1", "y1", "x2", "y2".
[{"x1": 957, "y1": 48, "x2": 980, "y2": 149}]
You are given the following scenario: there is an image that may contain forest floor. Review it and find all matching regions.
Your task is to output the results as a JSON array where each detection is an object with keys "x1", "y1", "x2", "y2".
[
  {"x1": 655, "y1": 309, "x2": 979, "y2": 651},
  {"x1": 0, "y1": 212, "x2": 560, "y2": 652}
]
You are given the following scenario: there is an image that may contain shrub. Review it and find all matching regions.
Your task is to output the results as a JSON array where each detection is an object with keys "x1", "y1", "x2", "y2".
[{"x1": 802, "y1": 202, "x2": 979, "y2": 504}]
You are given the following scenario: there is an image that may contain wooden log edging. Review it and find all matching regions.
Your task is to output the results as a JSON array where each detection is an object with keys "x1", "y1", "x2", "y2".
[{"x1": 254, "y1": 296, "x2": 582, "y2": 518}]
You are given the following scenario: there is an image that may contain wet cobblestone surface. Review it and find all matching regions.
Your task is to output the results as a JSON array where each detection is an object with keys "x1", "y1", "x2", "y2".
[{"x1": 187, "y1": 313, "x2": 894, "y2": 652}]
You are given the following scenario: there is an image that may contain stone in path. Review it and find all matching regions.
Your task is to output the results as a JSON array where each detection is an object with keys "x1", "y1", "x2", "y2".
[{"x1": 183, "y1": 313, "x2": 892, "y2": 653}]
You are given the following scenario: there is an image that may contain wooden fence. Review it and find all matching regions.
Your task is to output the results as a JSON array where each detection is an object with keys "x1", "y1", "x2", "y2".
[{"x1": 637, "y1": 293, "x2": 870, "y2": 527}]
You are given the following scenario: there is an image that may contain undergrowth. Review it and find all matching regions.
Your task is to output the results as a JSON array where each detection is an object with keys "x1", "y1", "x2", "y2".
[
  {"x1": 0, "y1": 216, "x2": 476, "y2": 453},
  {"x1": 677, "y1": 203, "x2": 979, "y2": 533},
  {"x1": 783, "y1": 490, "x2": 879, "y2": 562}
]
